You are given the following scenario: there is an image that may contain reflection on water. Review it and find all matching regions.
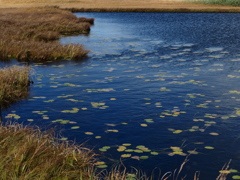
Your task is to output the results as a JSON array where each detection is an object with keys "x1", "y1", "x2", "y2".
[{"x1": 2, "y1": 13, "x2": 240, "y2": 179}]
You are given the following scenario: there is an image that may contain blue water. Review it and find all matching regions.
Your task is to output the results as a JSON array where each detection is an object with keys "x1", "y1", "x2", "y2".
[{"x1": 2, "y1": 13, "x2": 240, "y2": 179}]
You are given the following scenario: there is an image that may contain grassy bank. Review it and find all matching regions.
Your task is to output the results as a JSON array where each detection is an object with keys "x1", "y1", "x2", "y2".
[
  {"x1": 0, "y1": 65, "x2": 31, "y2": 108},
  {"x1": 0, "y1": 122, "x2": 97, "y2": 180},
  {"x1": 0, "y1": 7, "x2": 93, "y2": 61},
  {"x1": 0, "y1": 121, "x2": 232, "y2": 180},
  {"x1": 0, "y1": 122, "x2": 150, "y2": 180},
  {"x1": 191, "y1": 0, "x2": 240, "y2": 6}
]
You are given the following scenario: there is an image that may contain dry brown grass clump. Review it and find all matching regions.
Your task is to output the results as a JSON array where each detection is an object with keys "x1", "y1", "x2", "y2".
[
  {"x1": 0, "y1": 65, "x2": 30, "y2": 108},
  {"x1": 0, "y1": 121, "x2": 97, "y2": 180},
  {"x1": 0, "y1": 7, "x2": 94, "y2": 61}
]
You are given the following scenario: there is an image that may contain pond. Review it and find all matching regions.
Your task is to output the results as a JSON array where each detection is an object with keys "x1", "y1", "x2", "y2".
[{"x1": 2, "y1": 12, "x2": 240, "y2": 179}]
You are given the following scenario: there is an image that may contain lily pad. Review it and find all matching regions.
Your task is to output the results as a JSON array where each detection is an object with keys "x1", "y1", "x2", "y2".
[
  {"x1": 204, "y1": 146, "x2": 214, "y2": 150},
  {"x1": 117, "y1": 146, "x2": 127, "y2": 152},
  {"x1": 122, "y1": 143, "x2": 131, "y2": 146},
  {"x1": 134, "y1": 150, "x2": 143, "y2": 153},
  {"x1": 136, "y1": 145, "x2": 145, "y2": 149},
  {"x1": 99, "y1": 148, "x2": 107, "y2": 152},
  {"x1": 97, "y1": 165, "x2": 108, "y2": 168},
  {"x1": 232, "y1": 175, "x2": 240, "y2": 179},
  {"x1": 121, "y1": 154, "x2": 132, "y2": 158},
  {"x1": 85, "y1": 132, "x2": 94, "y2": 135},
  {"x1": 150, "y1": 152, "x2": 159, "y2": 155},
  {"x1": 71, "y1": 126, "x2": 80, "y2": 129},
  {"x1": 187, "y1": 150, "x2": 199, "y2": 155},
  {"x1": 131, "y1": 156, "x2": 140, "y2": 160},
  {"x1": 144, "y1": 119, "x2": 154, "y2": 123},
  {"x1": 219, "y1": 170, "x2": 231, "y2": 174},
  {"x1": 209, "y1": 132, "x2": 219, "y2": 136},
  {"x1": 173, "y1": 130, "x2": 183, "y2": 134},
  {"x1": 95, "y1": 161, "x2": 105, "y2": 165},
  {"x1": 230, "y1": 169, "x2": 239, "y2": 173},
  {"x1": 102, "y1": 146, "x2": 111, "y2": 150},
  {"x1": 140, "y1": 156, "x2": 149, "y2": 159}
]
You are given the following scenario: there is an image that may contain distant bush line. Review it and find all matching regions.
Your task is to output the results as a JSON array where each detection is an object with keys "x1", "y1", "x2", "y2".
[
  {"x1": 66, "y1": 7, "x2": 240, "y2": 13},
  {"x1": 190, "y1": 0, "x2": 240, "y2": 7}
]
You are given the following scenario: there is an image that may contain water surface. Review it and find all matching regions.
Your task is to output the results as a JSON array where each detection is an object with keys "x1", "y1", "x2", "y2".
[{"x1": 2, "y1": 13, "x2": 240, "y2": 179}]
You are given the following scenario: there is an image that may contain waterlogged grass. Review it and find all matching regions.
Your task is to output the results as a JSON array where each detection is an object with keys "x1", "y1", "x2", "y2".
[
  {"x1": 191, "y1": 0, "x2": 240, "y2": 6},
  {"x1": 0, "y1": 65, "x2": 30, "y2": 108},
  {"x1": 0, "y1": 7, "x2": 93, "y2": 61}
]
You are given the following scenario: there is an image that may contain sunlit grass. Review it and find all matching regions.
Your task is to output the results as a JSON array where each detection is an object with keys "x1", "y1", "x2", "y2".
[
  {"x1": 0, "y1": 65, "x2": 30, "y2": 108},
  {"x1": 0, "y1": 7, "x2": 93, "y2": 61}
]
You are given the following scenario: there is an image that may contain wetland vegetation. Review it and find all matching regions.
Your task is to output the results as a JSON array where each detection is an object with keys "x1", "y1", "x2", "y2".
[
  {"x1": 0, "y1": 7, "x2": 93, "y2": 61},
  {"x1": 1, "y1": 3, "x2": 240, "y2": 180},
  {"x1": 0, "y1": 121, "x2": 231, "y2": 180},
  {"x1": 0, "y1": 122, "x2": 97, "y2": 180},
  {"x1": 0, "y1": 65, "x2": 30, "y2": 108}
]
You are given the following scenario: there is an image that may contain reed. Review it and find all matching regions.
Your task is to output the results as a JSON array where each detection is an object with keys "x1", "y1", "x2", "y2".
[
  {"x1": 0, "y1": 7, "x2": 93, "y2": 61},
  {"x1": 0, "y1": 65, "x2": 31, "y2": 108}
]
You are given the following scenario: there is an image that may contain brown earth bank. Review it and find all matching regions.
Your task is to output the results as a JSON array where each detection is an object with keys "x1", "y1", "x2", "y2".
[{"x1": 0, "y1": 0, "x2": 240, "y2": 12}]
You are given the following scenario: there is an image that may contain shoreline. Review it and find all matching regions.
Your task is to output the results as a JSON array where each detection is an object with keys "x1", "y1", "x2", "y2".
[{"x1": 0, "y1": 0, "x2": 240, "y2": 13}]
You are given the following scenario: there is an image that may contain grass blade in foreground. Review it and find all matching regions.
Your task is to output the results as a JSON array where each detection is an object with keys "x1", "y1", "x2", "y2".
[{"x1": 0, "y1": 122, "x2": 96, "y2": 180}]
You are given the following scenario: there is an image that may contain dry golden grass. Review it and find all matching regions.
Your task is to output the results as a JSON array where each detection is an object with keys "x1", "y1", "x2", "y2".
[
  {"x1": 1, "y1": 0, "x2": 240, "y2": 12},
  {"x1": 0, "y1": 66, "x2": 30, "y2": 108},
  {"x1": 0, "y1": 7, "x2": 93, "y2": 61}
]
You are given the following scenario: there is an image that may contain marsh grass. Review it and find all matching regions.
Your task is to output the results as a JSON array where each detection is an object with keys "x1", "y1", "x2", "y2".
[
  {"x1": 191, "y1": 0, "x2": 240, "y2": 6},
  {"x1": 0, "y1": 65, "x2": 31, "y2": 108},
  {"x1": 0, "y1": 7, "x2": 94, "y2": 61},
  {"x1": 0, "y1": 121, "x2": 97, "y2": 180},
  {"x1": 0, "y1": 120, "x2": 230, "y2": 180}
]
